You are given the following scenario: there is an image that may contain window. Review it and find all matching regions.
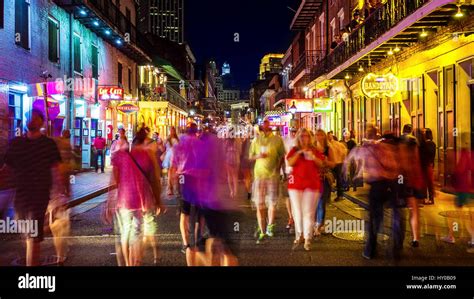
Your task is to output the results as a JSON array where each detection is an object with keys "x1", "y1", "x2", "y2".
[
  {"x1": 8, "y1": 93, "x2": 22, "y2": 140},
  {"x1": 15, "y1": 0, "x2": 31, "y2": 50},
  {"x1": 319, "y1": 13, "x2": 325, "y2": 52},
  {"x1": 91, "y1": 45, "x2": 98, "y2": 79},
  {"x1": 126, "y1": 8, "x2": 131, "y2": 33},
  {"x1": 118, "y1": 62, "x2": 123, "y2": 85},
  {"x1": 1, "y1": 0, "x2": 4, "y2": 28},
  {"x1": 330, "y1": 18, "x2": 336, "y2": 41},
  {"x1": 128, "y1": 68, "x2": 132, "y2": 93},
  {"x1": 48, "y1": 17, "x2": 59, "y2": 63},
  {"x1": 338, "y1": 8, "x2": 344, "y2": 32},
  {"x1": 73, "y1": 33, "x2": 82, "y2": 73}
]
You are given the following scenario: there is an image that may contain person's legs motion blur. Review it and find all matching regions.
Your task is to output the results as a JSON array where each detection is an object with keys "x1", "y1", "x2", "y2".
[
  {"x1": 363, "y1": 181, "x2": 385, "y2": 259},
  {"x1": 289, "y1": 190, "x2": 303, "y2": 249},
  {"x1": 407, "y1": 197, "x2": 420, "y2": 247},
  {"x1": 302, "y1": 191, "x2": 319, "y2": 251}
]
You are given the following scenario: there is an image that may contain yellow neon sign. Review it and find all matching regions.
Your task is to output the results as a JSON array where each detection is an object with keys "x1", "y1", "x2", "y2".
[{"x1": 362, "y1": 73, "x2": 399, "y2": 98}]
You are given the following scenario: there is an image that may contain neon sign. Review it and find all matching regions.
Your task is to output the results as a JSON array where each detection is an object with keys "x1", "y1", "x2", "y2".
[
  {"x1": 98, "y1": 86, "x2": 124, "y2": 100},
  {"x1": 362, "y1": 73, "x2": 399, "y2": 98},
  {"x1": 117, "y1": 103, "x2": 139, "y2": 114}
]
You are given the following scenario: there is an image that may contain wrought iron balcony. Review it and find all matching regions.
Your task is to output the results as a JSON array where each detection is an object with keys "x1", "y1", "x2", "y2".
[
  {"x1": 53, "y1": 0, "x2": 152, "y2": 64},
  {"x1": 291, "y1": 0, "x2": 324, "y2": 31},
  {"x1": 289, "y1": 50, "x2": 323, "y2": 82},
  {"x1": 310, "y1": 0, "x2": 430, "y2": 81}
]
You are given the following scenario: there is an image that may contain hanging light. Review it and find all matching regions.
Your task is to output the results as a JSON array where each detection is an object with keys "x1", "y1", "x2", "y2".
[
  {"x1": 358, "y1": 65, "x2": 364, "y2": 72},
  {"x1": 344, "y1": 73, "x2": 350, "y2": 80},
  {"x1": 420, "y1": 29, "x2": 428, "y2": 37},
  {"x1": 455, "y1": 4, "x2": 464, "y2": 18},
  {"x1": 289, "y1": 101, "x2": 297, "y2": 115},
  {"x1": 394, "y1": 45, "x2": 401, "y2": 52},
  {"x1": 387, "y1": 48, "x2": 394, "y2": 55}
]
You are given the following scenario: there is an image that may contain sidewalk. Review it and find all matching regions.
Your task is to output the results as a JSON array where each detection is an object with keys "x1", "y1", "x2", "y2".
[
  {"x1": 0, "y1": 169, "x2": 114, "y2": 216},
  {"x1": 336, "y1": 184, "x2": 474, "y2": 239},
  {"x1": 68, "y1": 169, "x2": 114, "y2": 208}
]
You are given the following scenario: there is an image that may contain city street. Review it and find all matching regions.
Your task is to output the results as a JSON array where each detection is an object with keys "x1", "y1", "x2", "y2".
[{"x1": 1, "y1": 171, "x2": 473, "y2": 267}]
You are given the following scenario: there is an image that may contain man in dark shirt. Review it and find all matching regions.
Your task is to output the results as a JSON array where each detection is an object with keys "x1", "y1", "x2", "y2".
[{"x1": 3, "y1": 109, "x2": 62, "y2": 266}]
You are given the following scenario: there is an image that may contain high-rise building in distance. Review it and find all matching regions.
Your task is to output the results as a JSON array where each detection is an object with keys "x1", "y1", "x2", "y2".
[{"x1": 138, "y1": 0, "x2": 184, "y2": 44}]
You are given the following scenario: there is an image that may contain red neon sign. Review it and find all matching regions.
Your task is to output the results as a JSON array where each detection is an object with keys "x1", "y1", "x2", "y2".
[{"x1": 98, "y1": 86, "x2": 124, "y2": 100}]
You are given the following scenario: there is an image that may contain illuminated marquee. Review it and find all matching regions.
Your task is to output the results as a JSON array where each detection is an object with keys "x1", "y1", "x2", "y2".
[
  {"x1": 117, "y1": 103, "x2": 139, "y2": 114},
  {"x1": 314, "y1": 98, "x2": 333, "y2": 112},
  {"x1": 98, "y1": 86, "x2": 124, "y2": 101},
  {"x1": 362, "y1": 73, "x2": 399, "y2": 98},
  {"x1": 285, "y1": 99, "x2": 313, "y2": 113}
]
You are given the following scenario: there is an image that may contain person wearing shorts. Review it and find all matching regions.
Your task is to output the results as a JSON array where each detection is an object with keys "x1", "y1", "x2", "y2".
[
  {"x1": 3, "y1": 109, "x2": 62, "y2": 266},
  {"x1": 170, "y1": 123, "x2": 202, "y2": 254},
  {"x1": 249, "y1": 119, "x2": 285, "y2": 244}
]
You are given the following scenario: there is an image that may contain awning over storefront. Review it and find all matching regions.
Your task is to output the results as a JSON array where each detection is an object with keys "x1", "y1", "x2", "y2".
[{"x1": 153, "y1": 56, "x2": 184, "y2": 82}]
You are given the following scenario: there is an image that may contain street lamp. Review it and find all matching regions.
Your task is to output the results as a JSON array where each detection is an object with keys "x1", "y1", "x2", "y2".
[{"x1": 289, "y1": 101, "x2": 297, "y2": 115}]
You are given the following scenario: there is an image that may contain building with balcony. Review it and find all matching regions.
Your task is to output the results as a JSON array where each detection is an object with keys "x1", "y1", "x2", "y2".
[
  {"x1": 0, "y1": 0, "x2": 152, "y2": 169},
  {"x1": 288, "y1": 0, "x2": 474, "y2": 190},
  {"x1": 48, "y1": 0, "x2": 153, "y2": 168},
  {"x1": 259, "y1": 53, "x2": 284, "y2": 80}
]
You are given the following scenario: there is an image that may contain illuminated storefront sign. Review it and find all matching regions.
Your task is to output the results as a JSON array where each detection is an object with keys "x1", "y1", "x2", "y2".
[
  {"x1": 314, "y1": 98, "x2": 333, "y2": 112},
  {"x1": 267, "y1": 115, "x2": 282, "y2": 126},
  {"x1": 285, "y1": 99, "x2": 313, "y2": 113},
  {"x1": 117, "y1": 103, "x2": 139, "y2": 114},
  {"x1": 362, "y1": 73, "x2": 399, "y2": 98},
  {"x1": 98, "y1": 86, "x2": 124, "y2": 101}
]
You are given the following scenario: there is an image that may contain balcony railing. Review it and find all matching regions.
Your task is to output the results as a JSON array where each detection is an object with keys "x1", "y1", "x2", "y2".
[
  {"x1": 87, "y1": 0, "x2": 137, "y2": 44},
  {"x1": 290, "y1": 50, "x2": 324, "y2": 81},
  {"x1": 311, "y1": 0, "x2": 428, "y2": 81}
]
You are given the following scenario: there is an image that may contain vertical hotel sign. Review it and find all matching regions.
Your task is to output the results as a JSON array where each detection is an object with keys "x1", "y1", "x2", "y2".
[{"x1": 362, "y1": 73, "x2": 399, "y2": 98}]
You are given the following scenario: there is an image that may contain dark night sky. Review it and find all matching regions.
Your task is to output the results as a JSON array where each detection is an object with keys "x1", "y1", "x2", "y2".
[{"x1": 185, "y1": 0, "x2": 297, "y2": 91}]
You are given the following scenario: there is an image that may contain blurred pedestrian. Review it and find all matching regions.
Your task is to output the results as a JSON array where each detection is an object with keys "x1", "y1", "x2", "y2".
[
  {"x1": 399, "y1": 124, "x2": 425, "y2": 248},
  {"x1": 249, "y1": 119, "x2": 285, "y2": 244},
  {"x1": 162, "y1": 127, "x2": 180, "y2": 196},
  {"x1": 224, "y1": 137, "x2": 242, "y2": 199},
  {"x1": 443, "y1": 135, "x2": 474, "y2": 250},
  {"x1": 287, "y1": 128, "x2": 324, "y2": 251},
  {"x1": 283, "y1": 127, "x2": 298, "y2": 232},
  {"x1": 186, "y1": 131, "x2": 240, "y2": 266},
  {"x1": 240, "y1": 134, "x2": 254, "y2": 201},
  {"x1": 360, "y1": 127, "x2": 402, "y2": 259},
  {"x1": 328, "y1": 132, "x2": 348, "y2": 201},
  {"x1": 107, "y1": 127, "x2": 129, "y2": 266},
  {"x1": 3, "y1": 109, "x2": 62, "y2": 266},
  {"x1": 169, "y1": 123, "x2": 200, "y2": 254},
  {"x1": 314, "y1": 129, "x2": 337, "y2": 236},
  {"x1": 110, "y1": 128, "x2": 129, "y2": 159},
  {"x1": 342, "y1": 129, "x2": 357, "y2": 191},
  {"x1": 104, "y1": 127, "x2": 162, "y2": 266},
  {"x1": 48, "y1": 129, "x2": 75, "y2": 264},
  {"x1": 420, "y1": 128, "x2": 436, "y2": 205}
]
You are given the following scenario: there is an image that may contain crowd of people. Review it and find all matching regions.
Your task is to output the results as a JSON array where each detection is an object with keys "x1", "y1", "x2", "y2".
[{"x1": 1, "y1": 108, "x2": 474, "y2": 266}]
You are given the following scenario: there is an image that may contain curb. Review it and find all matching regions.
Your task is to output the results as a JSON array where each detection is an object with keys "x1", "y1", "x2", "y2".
[
  {"x1": 342, "y1": 192, "x2": 369, "y2": 210},
  {"x1": 64, "y1": 184, "x2": 117, "y2": 210}
]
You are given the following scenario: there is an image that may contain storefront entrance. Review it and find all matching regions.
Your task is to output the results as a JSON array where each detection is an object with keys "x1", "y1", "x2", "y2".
[{"x1": 437, "y1": 66, "x2": 456, "y2": 188}]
